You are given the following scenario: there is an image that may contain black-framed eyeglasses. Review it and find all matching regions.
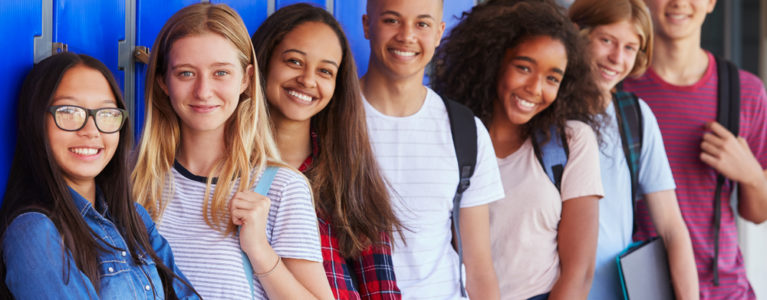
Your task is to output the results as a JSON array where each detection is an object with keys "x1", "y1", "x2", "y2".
[{"x1": 47, "y1": 105, "x2": 127, "y2": 134}]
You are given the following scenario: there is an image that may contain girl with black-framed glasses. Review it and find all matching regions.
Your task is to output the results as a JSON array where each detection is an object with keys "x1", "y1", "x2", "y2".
[{"x1": 0, "y1": 52, "x2": 198, "y2": 299}]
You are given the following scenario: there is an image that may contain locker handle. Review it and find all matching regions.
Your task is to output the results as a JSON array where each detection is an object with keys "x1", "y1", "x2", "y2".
[
  {"x1": 53, "y1": 42, "x2": 68, "y2": 54},
  {"x1": 134, "y1": 46, "x2": 150, "y2": 64}
]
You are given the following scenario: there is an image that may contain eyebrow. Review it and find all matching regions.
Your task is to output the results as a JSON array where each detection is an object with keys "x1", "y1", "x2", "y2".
[
  {"x1": 512, "y1": 56, "x2": 565, "y2": 75},
  {"x1": 283, "y1": 49, "x2": 340, "y2": 68},
  {"x1": 380, "y1": 10, "x2": 435, "y2": 20},
  {"x1": 170, "y1": 62, "x2": 235, "y2": 70},
  {"x1": 52, "y1": 97, "x2": 116, "y2": 105},
  {"x1": 598, "y1": 31, "x2": 640, "y2": 46}
]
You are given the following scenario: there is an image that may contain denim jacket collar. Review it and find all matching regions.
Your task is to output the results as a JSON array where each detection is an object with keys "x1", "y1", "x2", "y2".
[{"x1": 68, "y1": 186, "x2": 108, "y2": 217}]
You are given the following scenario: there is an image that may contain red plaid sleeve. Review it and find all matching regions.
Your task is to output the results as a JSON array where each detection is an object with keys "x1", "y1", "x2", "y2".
[
  {"x1": 320, "y1": 217, "x2": 361, "y2": 300},
  {"x1": 348, "y1": 233, "x2": 401, "y2": 300}
]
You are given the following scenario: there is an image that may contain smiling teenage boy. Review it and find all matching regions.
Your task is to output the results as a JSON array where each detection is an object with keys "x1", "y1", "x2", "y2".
[
  {"x1": 360, "y1": 0, "x2": 504, "y2": 298},
  {"x1": 622, "y1": 0, "x2": 767, "y2": 298}
]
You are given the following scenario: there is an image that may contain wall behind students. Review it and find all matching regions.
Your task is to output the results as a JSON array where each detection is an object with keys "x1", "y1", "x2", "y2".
[{"x1": 0, "y1": 0, "x2": 478, "y2": 200}]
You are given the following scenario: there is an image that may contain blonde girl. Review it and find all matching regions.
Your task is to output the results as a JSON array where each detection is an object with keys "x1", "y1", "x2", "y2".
[{"x1": 131, "y1": 3, "x2": 332, "y2": 299}]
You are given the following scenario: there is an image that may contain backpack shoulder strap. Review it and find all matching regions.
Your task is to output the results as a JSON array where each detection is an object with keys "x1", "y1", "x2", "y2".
[
  {"x1": 241, "y1": 166, "x2": 279, "y2": 299},
  {"x1": 716, "y1": 56, "x2": 740, "y2": 136},
  {"x1": 613, "y1": 90, "x2": 643, "y2": 235},
  {"x1": 443, "y1": 98, "x2": 477, "y2": 297},
  {"x1": 254, "y1": 166, "x2": 280, "y2": 195},
  {"x1": 532, "y1": 125, "x2": 569, "y2": 192},
  {"x1": 712, "y1": 56, "x2": 740, "y2": 286}
]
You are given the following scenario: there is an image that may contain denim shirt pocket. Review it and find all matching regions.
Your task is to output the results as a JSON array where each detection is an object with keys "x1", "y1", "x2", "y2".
[{"x1": 98, "y1": 257, "x2": 138, "y2": 298}]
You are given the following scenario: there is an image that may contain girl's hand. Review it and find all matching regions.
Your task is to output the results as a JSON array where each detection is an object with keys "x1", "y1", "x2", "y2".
[{"x1": 230, "y1": 191, "x2": 272, "y2": 265}]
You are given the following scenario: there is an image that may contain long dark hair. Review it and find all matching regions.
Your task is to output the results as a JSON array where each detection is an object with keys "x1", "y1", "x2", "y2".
[
  {"x1": 0, "y1": 52, "x2": 193, "y2": 298},
  {"x1": 432, "y1": 0, "x2": 603, "y2": 142},
  {"x1": 252, "y1": 3, "x2": 403, "y2": 258}
]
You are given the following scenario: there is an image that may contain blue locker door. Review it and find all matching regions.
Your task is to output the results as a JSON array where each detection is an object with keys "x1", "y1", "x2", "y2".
[
  {"x1": 277, "y1": 0, "x2": 325, "y2": 10},
  {"x1": 443, "y1": 0, "x2": 475, "y2": 37},
  {"x1": 427, "y1": 0, "x2": 474, "y2": 85},
  {"x1": 133, "y1": 0, "x2": 199, "y2": 139},
  {"x1": 213, "y1": 0, "x2": 268, "y2": 36},
  {"x1": 333, "y1": 1, "x2": 367, "y2": 76},
  {"x1": 0, "y1": 0, "x2": 43, "y2": 199},
  {"x1": 53, "y1": 0, "x2": 125, "y2": 90}
]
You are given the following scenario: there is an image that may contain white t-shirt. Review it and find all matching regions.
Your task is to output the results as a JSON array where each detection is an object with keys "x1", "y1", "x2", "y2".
[
  {"x1": 363, "y1": 88, "x2": 505, "y2": 299},
  {"x1": 490, "y1": 121, "x2": 604, "y2": 299},
  {"x1": 157, "y1": 163, "x2": 321, "y2": 299}
]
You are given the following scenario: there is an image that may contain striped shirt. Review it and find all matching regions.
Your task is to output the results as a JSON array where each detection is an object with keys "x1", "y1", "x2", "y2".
[
  {"x1": 623, "y1": 52, "x2": 767, "y2": 299},
  {"x1": 156, "y1": 162, "x2": 321, "y2": 299},
  {"x1": 363, "y1": 88, "x2": 505, "y2": 299}
]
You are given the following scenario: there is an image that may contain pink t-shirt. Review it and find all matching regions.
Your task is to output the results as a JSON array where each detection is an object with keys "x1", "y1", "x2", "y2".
[
  {"x1": 623, "y1": 52, "x2": 767, "y2": 299},
  {"x1": 490, "y1": 120, "x2": 604, "y2": 299}
]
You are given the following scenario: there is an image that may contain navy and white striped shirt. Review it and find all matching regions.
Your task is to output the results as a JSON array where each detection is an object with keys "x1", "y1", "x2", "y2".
[{"x1": 157, "y1": 162, "x2": 321, "y2": 299}]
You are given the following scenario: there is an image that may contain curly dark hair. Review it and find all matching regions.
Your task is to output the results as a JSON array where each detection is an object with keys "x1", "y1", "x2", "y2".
[{"x1": 431, "y1": 0, "x2": 603, "y2": 143}]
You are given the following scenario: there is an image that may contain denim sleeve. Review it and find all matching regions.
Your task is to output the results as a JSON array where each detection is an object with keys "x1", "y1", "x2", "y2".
[
  {"x1": 134, "y1": 203, "x2": 199, "y2": 299},
  {"x1": 2, "y1": 212, "x2": 98, "y2": 299}
]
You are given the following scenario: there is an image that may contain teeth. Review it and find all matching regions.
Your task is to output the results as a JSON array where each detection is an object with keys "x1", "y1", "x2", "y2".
[
  {"x1": 392, "y1": 49, "x2": 416, "y2": 57},
  {"x1": 668, "y1": 14, "x2": 686, "y2": 20},
  {"x1": 601, "y1": 67, "x2": 618, "y2": 76},
  {"x1": 517, "y1": 96, "x2": 535, "y2": 108},
  {"x1": 71, "y1": 148, "x2": 98, "y2": 155},
  {"x1": 287, "y1": 90, "x2": 313, "y2": 103}
]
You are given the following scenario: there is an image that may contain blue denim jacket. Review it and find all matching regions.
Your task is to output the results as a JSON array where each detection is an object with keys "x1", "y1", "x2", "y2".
[{"x1": 2, "y1": 187, "x2": 199, "y2": 299}]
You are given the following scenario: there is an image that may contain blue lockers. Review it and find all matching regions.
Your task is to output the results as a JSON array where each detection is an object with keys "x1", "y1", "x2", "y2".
[
  {"x1": 133, "y1": 0, "x2": 205, "y2": 138},
  {"x1": 0, "y1": 0, "x2": 42, "y2": 197},
  {"x1": 0, "y1": 0, "x2": 477, "y2": 203},
  {"x1": 53, "y1": 0, "x2": 125, "y2": 90}
]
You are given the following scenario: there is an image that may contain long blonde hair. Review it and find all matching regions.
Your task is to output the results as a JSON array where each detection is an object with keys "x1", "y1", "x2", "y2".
[{"x1": 131, "y1": 3, "x2": 281, "y2": 234}]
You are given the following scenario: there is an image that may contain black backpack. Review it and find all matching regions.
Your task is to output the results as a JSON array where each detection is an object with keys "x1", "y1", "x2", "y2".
[
  {"x1": 712, "y1": 56, "x2": 740, "y2": 286},
  {"x1": 443, "y1": 98, "x2": 476, "y2": 298}
]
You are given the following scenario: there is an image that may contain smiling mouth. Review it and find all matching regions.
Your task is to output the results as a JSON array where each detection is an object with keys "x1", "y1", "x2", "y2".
[
  {"x1": 666, "y1": 13, "x2": 689, "y2": 21},
  {"x1": 70, "y1": 147, "x2": 101, "y2": 156},
  {"x1": 287, "y1": 89, "x2": 315, "y2": 104},
  {"x1": 390, "y1": 49, "x2": 418, "y2": 57},
  {"x1": 598, "y1": 65, "x2": 618, "y2": 77},
  {"x1": 190, "y1": 105, "x2": 219, "y2": 113},
  {"x1": 515, "y1": 95, "x2": 537, "y2": 111}
]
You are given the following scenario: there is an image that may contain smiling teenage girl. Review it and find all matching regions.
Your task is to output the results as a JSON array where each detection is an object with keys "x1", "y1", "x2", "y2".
[
  {"x1": 131, "y1": 3, "x2": 331, "y2": 299},
  {"x1": 432, "y1": 1, "x2": 604, "y2": 299},
  {"x1": 252, "y1": 4, "x2": 402, "y2": 299},
  {"x1": 0, "y1": 53, "x2": 198, "y2": 299}
]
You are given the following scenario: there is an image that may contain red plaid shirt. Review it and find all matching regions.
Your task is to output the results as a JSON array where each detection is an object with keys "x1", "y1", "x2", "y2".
[{"x1": 299, "y1": 132, "x2": 401, "y2": 299}]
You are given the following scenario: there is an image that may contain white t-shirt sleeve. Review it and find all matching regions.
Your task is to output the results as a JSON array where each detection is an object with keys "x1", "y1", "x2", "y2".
[
  {"x1": 637, "y1": 99, "x2": 676, "y2": 195},
  {"x1": 459, "y1": 117, "x2": 505, "y2": 208},
  {"x1": 561, "y1": 121, "x2": 604, "y2": 201},
  {"x1": 266, "y1": 168, "x2": 322, "y2": 262}
]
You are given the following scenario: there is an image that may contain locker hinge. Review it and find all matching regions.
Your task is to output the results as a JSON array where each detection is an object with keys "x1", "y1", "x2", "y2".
[
  {"x1": 134, "y1": 46, "x2": 150, "y2": 64},
  {"x1": 52, "y1": 42, "x2": 68, "y2": 54}
]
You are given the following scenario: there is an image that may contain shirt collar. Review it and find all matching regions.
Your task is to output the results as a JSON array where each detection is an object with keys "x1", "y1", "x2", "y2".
[{"x1": 68, "y1": 186, "x2": 108, "y2": 217}]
